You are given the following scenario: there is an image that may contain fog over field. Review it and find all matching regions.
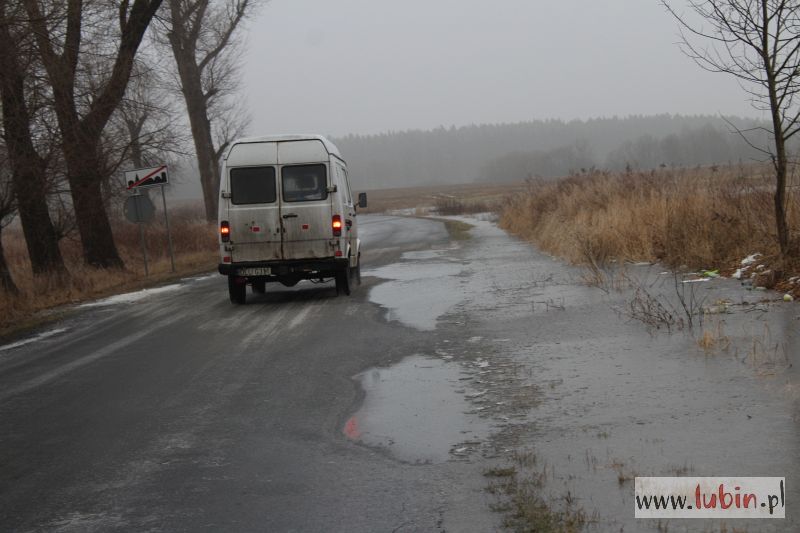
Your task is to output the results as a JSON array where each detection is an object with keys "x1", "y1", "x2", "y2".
[
  {"x1": 167, "y1": 0, "x2": 771, "y2": 194},
  {"x1": 166, "y1": 1, "x2": 776, "y2": 197},
  {"x1": 242, "y1": 1, "x2": 765, "y2": 135}
]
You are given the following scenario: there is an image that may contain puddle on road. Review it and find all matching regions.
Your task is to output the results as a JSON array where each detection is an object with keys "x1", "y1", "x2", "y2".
[
  {"x1": 366, "y1": 261, "x2": 466, "y2": 331},
  {"x1": 344, "y1": 355, "x2": 490, "y2": 464},
  {"x1": 400, "y1": 249, "x2": 451, "y2": 261}
]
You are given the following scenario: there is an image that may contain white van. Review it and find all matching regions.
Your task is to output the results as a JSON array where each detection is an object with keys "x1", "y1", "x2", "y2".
[{"x1": 217, "y1": 134, "x2": 366, "y2": 304}]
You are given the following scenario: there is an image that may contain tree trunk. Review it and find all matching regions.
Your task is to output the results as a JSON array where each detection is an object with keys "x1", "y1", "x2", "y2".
[
  {"x1": 186, "y1": 93, "x2": 220, "y2": 222},
  {"x1": 125, "y1": 118, "x2": 145, "y2": 168},
  {"x1": 10, "y1": 162, "x2": 67, "y2": 275},
  {"x1": 167, "y1": 0, "x2": 222, "y2": 224},
  {"x1": 774, "y1": 159, "x2": 789, "y2": 257},
  {"x1": 763, "y1": 43, "x2": 791, "y2": 258},
  {"x1": 174, "y1": 54, "x2": 220, "y2": 222},
  {"x1": 0, "y1": 2, "x2": 67, "y2": 276},
  {"x1": 0, "y1": 233, "x2": 19, "y2": 296},
  {"x1": 64, "y1": 148, "x2": 124, "y2": 269},
  {"x1": 0, "y1": 226, "x2": 19, "y2": 295}
]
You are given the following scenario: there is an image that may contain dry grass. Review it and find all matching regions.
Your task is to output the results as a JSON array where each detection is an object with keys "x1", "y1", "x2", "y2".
[
  {"x1": 500, "y1": 165, "x2": 800, "y2": 293},
  {"x1": 0, "y1": 202, "x2": 217, "y2": 337}
]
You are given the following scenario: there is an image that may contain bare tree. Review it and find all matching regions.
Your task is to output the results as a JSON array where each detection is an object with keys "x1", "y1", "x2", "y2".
[
  {"x1": 164, "y1": 0, "x2": 257, "y2": 222},
  {"x1": 0, "y1": 0, "x2": 67, "y2": 277},
  {"x1": 115, "y1": 60, "x2": 190, "y2": 170},
  {"x1": 664, "y1": 0, "x2": 799, "y2": 258},
  {"x1": 23, "y1": 0, "x2": 164, "y2": 268}
]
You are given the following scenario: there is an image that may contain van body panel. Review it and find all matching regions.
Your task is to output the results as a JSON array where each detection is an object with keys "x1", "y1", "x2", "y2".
[
  {"x1": 278, "y1": 161, "x2": 333, "y2": 260},
  {"x1": 277, "y1": 139, "x2": 329, "y2": 165},
  {"x1": 225, "y1": 162, "x2": 283, "y2": 262},
  {"x1": 226, "y1": 142, "x2": 278, "y2": 166},
  {"x1": 219, "y1": 134, "x2": 358, "y2": 276},
  {"x1": 332, "y1": 161, "x2": 358, "y2": 263}
]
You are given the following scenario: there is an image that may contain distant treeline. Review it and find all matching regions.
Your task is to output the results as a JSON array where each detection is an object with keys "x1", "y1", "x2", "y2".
[{"x1": 333, "y1": 115, "x2": 773, "y2": 189}]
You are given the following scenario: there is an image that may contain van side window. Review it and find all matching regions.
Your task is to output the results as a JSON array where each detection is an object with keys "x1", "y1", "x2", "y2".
[
  {"x1": 282, "y1": 164, "x2": 328, "y2": 202},
  {"x1": 338, "y1": 166, "x2": 352, "y2": 205},
  {"x1": 342, "y1": 168, "x2": 353, "y2": 205},
  {"x1": 230, "y1": 166, "x2": 276, "y2": 205}
]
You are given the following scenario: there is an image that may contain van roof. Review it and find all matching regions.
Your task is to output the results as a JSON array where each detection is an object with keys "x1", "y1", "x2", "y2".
[{"x1": 228, "y1": 134, "x2": 342, "y2": 160}]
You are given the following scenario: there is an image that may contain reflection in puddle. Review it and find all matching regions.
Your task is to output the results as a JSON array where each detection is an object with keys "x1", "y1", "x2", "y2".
[
  {"x1": 345, "y1": 355, "x2": 489, "y2": 464},
  {"x1": 366, "y1": 262, "x2": 466, "y2": 331}
]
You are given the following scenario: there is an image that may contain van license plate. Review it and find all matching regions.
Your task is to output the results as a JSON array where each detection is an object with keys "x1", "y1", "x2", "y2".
[{"x1": 237, "y1": 267, "x2": 271, "y2": 276}]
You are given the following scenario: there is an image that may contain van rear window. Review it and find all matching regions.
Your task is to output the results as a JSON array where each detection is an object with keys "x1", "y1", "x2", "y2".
[
  {"x1": 230, "y1": 166, "x2": 277, "y2": 205},
  {"x1": 281, "y1": 165, "x2": 327, "y2": 202}
]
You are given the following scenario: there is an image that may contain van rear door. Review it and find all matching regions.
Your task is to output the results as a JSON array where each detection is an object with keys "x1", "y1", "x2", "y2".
[
  {"x1": 277, "y1": 141, "x2": 333, "y2": 260},
  {"x1": 225, "y1": 142, "x2": 283, "y2": 262}
]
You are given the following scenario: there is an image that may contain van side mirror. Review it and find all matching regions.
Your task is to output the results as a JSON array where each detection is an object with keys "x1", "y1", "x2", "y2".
[{"x1": 357, "y1": 192, "x2": 367, "y2": 209}]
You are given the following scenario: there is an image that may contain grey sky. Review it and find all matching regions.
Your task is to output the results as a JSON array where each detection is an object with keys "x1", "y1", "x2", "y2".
[{"x1": 240, "y1": 0, "x2": 765, "y2": 137}]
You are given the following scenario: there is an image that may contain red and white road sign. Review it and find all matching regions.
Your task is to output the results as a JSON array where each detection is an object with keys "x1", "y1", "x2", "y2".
[{"x1": 125, "y1": 165, "x2": 169, "y2": 190}]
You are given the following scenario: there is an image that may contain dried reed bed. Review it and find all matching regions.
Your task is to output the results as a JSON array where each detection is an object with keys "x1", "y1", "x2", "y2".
[
  {"x1": 500, "y1": 166, "x2": 800, "y2": 284},
  {"x1": 0, "y1": 203, "x2": 217, "y2": 336}
]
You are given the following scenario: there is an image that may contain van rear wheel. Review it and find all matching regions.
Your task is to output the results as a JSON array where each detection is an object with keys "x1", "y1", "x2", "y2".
[
  {"x1": 335, "y1": 265, "x2": 351, "y2": 296},
  {"x1": 228, "y1": 276, "x2": 247, "y2": 304}
]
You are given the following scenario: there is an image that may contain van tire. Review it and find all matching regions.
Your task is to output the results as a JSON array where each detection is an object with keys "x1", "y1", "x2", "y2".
[
  {"x1": 335, "y1": 265, "x2": 351, "y2": 296},
  {"x1": 228, "y1": 276, "x2": 247, "y2": 304},
  {"x1": 252, "y1": 280, "x2": 266, "y2": 294},
  {"x1": 355, "y1": 253, "x2": 361, "y2": 285}
]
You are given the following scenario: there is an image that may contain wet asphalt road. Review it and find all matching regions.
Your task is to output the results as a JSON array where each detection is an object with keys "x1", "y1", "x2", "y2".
[
  {"x1": 2, "y1": 213, "x2": 798, "y2": 532},
  {"x1": 0, "y1": 215, "x2": 496, "y2": 532}
]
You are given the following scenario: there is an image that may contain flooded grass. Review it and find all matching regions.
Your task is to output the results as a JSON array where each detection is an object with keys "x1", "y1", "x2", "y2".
[
  {"x1": 697, "y1": 320, "x2": 731, "y2": 353},
  {"x1": 500, "y1": 165, "x2": 800, "y2": 295},
  {"x1": 491, "y1": 472, "x2": 589, "y2": 533},
  {"x1": 484, "y1": 466, "x2": 517, "y2": 478},
  {"x1": 436, "y1": 217, "x2": 475, "y2": 241}
]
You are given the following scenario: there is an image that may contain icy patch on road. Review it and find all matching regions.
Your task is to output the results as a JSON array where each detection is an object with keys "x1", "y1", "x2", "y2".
[
  {"x1": 0, "y1": 327, "x2": 68, "y2": 352},
  {"x1": 188, "y1": 273, "x2": 217, "y2": 282},
  {"x1": 79, "y1": 283, "x2": 182, "y2": 308}
]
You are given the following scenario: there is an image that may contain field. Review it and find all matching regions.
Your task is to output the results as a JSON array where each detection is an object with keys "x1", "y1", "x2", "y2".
[{"x1": 359, "y1": 181, "x2": 526, "y2": 215}]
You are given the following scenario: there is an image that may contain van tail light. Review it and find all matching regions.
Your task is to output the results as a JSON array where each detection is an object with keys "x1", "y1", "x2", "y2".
[
  {"x1": 220, "y1": 220, "x2": 231, "y2": 242},
  {"x1": 332, "y1": 215, "x2": 342, "y2": 236}
]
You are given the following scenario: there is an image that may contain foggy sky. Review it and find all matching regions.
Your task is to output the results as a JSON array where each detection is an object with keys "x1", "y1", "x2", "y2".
[{"x1": 240, "y1": 0, "x2": 766, "y2": 137}]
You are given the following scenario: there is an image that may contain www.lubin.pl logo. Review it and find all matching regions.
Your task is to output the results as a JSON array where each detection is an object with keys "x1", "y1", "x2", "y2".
[{"x1": 635, "y1": 477, "x2": 786, "y2": 519}]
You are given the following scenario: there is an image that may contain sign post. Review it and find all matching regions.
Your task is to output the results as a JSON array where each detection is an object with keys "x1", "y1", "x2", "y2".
[
  {"x1": 124, "y1": 165, "x2": 175, "y2": 274},
  {"x1": 123, "y1": 192, "x2": 156, "y2": 276},
  {"x1": 160, "y1": 185, "x2": 176, "y2": 273}
]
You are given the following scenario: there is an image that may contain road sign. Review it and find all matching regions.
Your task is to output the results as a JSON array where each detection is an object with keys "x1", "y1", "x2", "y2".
[
  {"x1": 125, "y1": 165, "x2": 168, "y2": 190},
  {"x1": 124, "y1": 194, "x2": 156, "y2": 223}
]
